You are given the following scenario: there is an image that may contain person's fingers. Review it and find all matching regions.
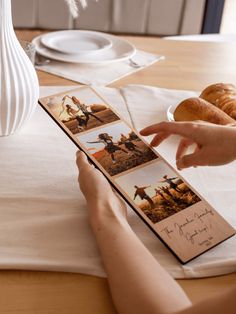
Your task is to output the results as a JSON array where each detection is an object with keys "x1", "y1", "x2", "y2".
[
  {"x1": 150, "y1": 132, "x2": 170, "y2": 146},
  {"x1": 177, "y1": 153, "x2": 197, "y2": 170},
  {"x1": 176, "y1": 148, "x2": 210, "y2": 170},
  {"x1": 140, "y1": 122, "x2": 170, "y2": 136},
  {"x1": 176, "y1": 138, "x2": 195, "y2": 161},
  {"x1": 140, "y1": 121, "x2": 201, "y2": 142},
  {"x1": 194, "y1": 143, "x2": 201, "y2": 154},
  {"x1": 76, "y1": 151, "x2": 91, "y2": 171}
]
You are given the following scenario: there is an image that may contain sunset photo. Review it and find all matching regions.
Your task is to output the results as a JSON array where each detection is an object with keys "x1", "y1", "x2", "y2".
[
  {"x1": 45, "y1": 91, "x2": 120, "y2": 135},
  {"x1": 77, "y1": 121, "x2": 157, "y2": 176},
  {"x1": 116, "y1": 160, "x2": 201, "y2": 223}
]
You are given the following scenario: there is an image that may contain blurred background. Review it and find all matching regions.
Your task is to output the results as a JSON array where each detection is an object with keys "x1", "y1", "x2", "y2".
[{"x1": 12, "y1": 0, "x2": 236, "y2": 36}]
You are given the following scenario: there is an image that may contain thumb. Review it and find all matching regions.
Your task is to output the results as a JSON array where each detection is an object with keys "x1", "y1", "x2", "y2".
[
  {"x1": 177, "y1": 153, "x2": 197, "y2": 170},
  {"x1": 176, "y1": 149, "x2": 208, "y2": 169},
  {"x1": 76, "y1": 151, "x2": 90, "y2": 171}
]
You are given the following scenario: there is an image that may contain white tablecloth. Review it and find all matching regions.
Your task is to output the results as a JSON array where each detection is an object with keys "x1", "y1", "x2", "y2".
[
  {"x1": 36, "y1": 50, "x2": 164, "y2": 86},
  {"x1": 0, "y1": 85, "x2": 235, "y2": 278}
]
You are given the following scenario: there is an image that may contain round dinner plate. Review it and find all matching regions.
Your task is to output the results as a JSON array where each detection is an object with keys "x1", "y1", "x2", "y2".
[
  {"x1": 167, "y1": 104, "x2": 177, "y2": 121},
  {"x1": 41, "y1": 30, "x2": 112, "y2": 55},
  {"x1": 32, "y1": 32, "x2": 136, "y2": 64}
]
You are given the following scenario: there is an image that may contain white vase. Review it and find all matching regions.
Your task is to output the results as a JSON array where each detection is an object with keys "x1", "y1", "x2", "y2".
[{"x1": 0, "y1": 0, "x2": 39, "y2": 136}]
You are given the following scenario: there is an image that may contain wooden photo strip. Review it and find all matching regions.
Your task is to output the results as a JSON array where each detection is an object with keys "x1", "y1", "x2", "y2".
[{"x1": 39, "y1": 86, "x2": 235, "y2": 264}]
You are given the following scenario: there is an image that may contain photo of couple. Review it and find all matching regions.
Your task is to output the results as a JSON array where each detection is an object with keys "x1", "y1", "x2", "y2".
[{"x1": 46, "y1": 93, "x2": 120, "y2": 134}]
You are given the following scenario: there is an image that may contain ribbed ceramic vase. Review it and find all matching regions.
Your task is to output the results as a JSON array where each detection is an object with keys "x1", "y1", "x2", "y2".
[{"x1": 0, "y1": 0, "x2": 39, "y2": 136}]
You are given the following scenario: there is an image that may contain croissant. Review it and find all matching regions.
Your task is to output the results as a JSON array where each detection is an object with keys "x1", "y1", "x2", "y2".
[
  {"x1": 200, "y1": 83, "x2": 236, "y2": 119},
  {"x1": 174, "y1": 97, "x2": 235, "y2": 125}
]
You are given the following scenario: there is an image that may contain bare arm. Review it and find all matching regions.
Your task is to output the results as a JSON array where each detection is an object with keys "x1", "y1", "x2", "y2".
[
  {"x1": 76, "y1": 152, "x2": 191, "y2": 314},
  {"x1": 67, "y1": 110, "x2": 73, "y2": 117},
  {"x1": 76, "y1": 151, "x2": 236, "y2": 314}
]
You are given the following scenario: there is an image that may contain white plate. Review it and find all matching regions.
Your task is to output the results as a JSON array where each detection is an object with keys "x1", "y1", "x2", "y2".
[
  {"x1": 41, "y1": 30, "x2": 112, "y2": 55},
  {"x1": 32, "y1": 32, "x2": 136, "y2": 64},
  {"x1": 167, "y1": 104, "x2": 178, "y2": 121}
]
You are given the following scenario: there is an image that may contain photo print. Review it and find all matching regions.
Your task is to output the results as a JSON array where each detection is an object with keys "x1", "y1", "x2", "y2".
[
  {"x1": 45, "y1": 88, "x2": 120, "y2": 135},
  {"x1": 39, "y1": 86, "x2": 236, "y2": 263},
  {"x1": 77, "y1": 121, "x2": 157, "y2": 176},
  {"x1": 116, "y1": 160, "x2": 201, "y2": 224}
]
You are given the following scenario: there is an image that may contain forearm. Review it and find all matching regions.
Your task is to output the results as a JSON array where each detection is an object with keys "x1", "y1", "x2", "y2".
[{"x1": 91, "y1": 207, "x2": 191, "y2": 314}]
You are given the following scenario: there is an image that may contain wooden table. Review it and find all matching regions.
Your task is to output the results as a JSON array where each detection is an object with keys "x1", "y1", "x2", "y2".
[{"x1": 0, "y1": 30, "x2": 235, "y2": 314}]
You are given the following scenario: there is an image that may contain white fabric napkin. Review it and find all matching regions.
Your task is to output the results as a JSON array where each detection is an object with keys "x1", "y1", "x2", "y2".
[
  {"x1": 0, "y1": 85, "x2": 235, "y2": 279},
  {"x1": 36, "y1": 50, "x2": 164, "y2": 85}
]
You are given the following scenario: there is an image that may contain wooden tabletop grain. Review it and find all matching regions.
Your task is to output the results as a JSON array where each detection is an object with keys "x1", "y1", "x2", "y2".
[{"x1": 0, "y1": 30, "x2": 235, "y2": 314}]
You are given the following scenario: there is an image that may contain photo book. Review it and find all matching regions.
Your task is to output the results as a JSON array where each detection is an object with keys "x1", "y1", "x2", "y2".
[{"x1": 39, "y1": 86, "x2": 235, "y2": 264}]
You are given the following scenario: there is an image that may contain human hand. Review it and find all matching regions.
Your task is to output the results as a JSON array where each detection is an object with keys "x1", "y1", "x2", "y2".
[
  {"x1": 140, "y1": 121, "x2": 236, "y2": 169},
  {"x1": 76, "y1": 151, "x2": 127, "y2": 229}
]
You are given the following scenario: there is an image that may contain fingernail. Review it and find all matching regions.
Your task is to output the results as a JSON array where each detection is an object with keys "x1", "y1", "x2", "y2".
[
  {"x1": 177, "y1": 164, "x2": 183, "y2": 171},
  {"x1": 150, "y1": 140, "x2": 159, "y2": 146},
  {"x1": 176, "y1": 159, "x2": 183, "y2": 170}
]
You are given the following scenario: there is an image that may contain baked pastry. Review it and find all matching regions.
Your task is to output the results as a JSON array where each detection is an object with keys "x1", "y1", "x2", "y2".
[
  {"x1": 90, "y1": 104, "x2": 107, "y2": 112},
  {"x1": 200, "y1": 83, "x2": 236, "y2": 119},
  {"x1": 174, "y1": 97, "x2": 235, "y2": 125}
]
